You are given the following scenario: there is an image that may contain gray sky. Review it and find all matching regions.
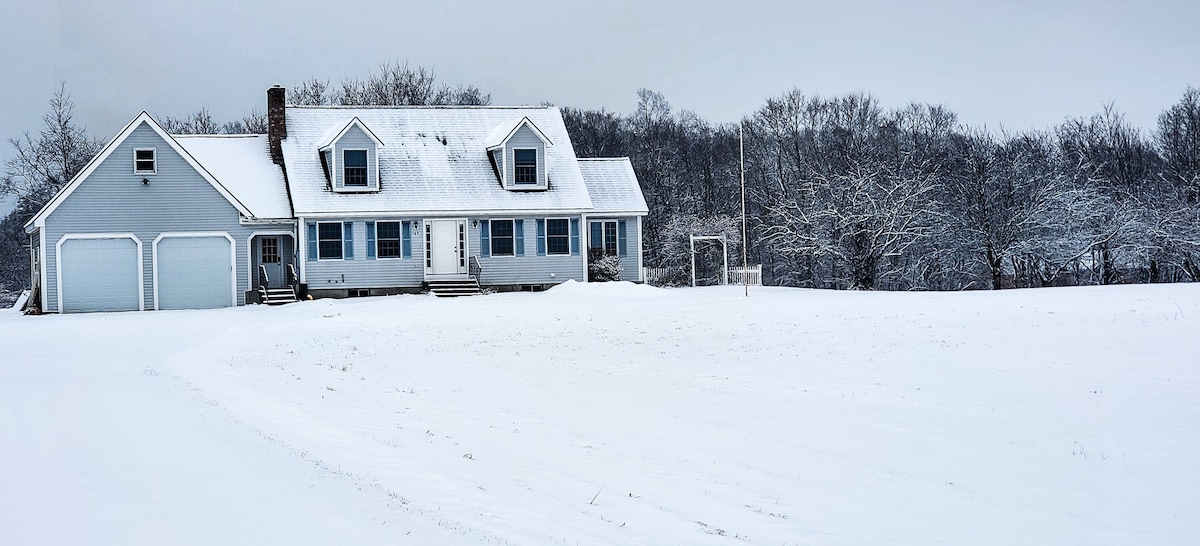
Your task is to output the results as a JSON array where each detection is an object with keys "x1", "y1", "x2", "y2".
[{"x1": 1, "y1": 0, "x2": 1198, "y2": 165}]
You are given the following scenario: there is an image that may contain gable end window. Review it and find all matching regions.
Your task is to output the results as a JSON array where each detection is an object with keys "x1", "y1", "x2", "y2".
[
  {"x1": 490, "y1": 219, "x2": 515, "y2": 256},
  {"x1": 514, "y1": 149, "x2": 537, "y2": 184},
  {"x1": 318, "y1": 222, "x2": 343, "y2": 260},
  {"x1": 377, "y1": 221, "x2": 400, "y2": 258},
  {"x1": 547, "y1": 218, "x2": 569, "y2": 255},
  {"x1": 134, "y1": 148, "x2": 156, "y2": 174},
  {"x1": 343, "y1": 149, "x2": 368, "y2": 186}
]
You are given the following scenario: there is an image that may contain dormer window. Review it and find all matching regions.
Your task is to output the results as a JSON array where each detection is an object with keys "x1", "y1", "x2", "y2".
[
  {"x1": 317, "y1": 117, "x2": 383, "y2": 193},
  {"x1": 134, "y1": 148, "x2": 156, "y2": 174},
  {"x1": 343, "y1": 149, "x2": 368, "y2": 186},
  {"x1": 484, "y1": 117, "x2": 551, "y2": 191},
  {"x1": 514, "y1": 149, "x2": 537, "y2": 184}
]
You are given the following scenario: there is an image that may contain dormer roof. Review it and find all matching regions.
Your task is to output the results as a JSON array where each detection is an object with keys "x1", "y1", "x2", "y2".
[
  {"x1": 483, "y1": 116, "x2": 552, "y2": 151},
  {"x1": 315, "y1": 116, "x2": 385, "y2": 151}
]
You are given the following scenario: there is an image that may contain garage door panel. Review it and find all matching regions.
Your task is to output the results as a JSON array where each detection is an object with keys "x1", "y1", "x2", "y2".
[
  {"x1": 157, "y1": 236, "x2": 233, "y2": 310},
  {"x1": 60, "y1": 238, "x2": 141, "y2": 313}
]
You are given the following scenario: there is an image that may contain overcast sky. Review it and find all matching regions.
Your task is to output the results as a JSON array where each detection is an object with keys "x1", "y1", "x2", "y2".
[{"x1": 1, "y1": 0, "x2": 1198, "y2": 165}]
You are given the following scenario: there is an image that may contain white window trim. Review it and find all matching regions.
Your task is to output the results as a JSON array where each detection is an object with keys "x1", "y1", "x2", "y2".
[
  {"x1": 422, "y1": 218, "x2": 467, "y2": 276},
  {"x1": 589, "y1": 219, "x2": 619, "y2": 256},
  {"x1": 134, "y1": 147, "x2": 157, "y2": 174},
  {"x1": 513, "y1": 148, "x2": 539, "y2": 185},
  {"x1": 151, "y1": 232, "x2": 237, "y2": 310},
  {"x1": 246, "y1": 230, "x2": 296, "y2": 288},
  {"x1": 54, "y1": 232, "x2": 145, "y2": 313},
  {"x1": 317, "y1": 221, "x2": 344, "y2": 261},
  {"x1": 545, "y1": 217, "x2": 571, "y2": 256},
  {"x1": 489, "y1": 218, "x2": 517, "y2": 257},
  {"x1": 342, "y1": 148, "x2": 370, "y2": 187},
  {"x1": 375, "y1": 220, "x2": 402, "y2": 259}
]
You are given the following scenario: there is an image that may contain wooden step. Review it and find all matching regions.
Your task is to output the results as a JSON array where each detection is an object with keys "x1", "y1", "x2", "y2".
[
  {"x1": 426, "y1": 279, "x2": 482, "y2": 297},
  {"x1": 262, "y1": 287, "x2": 298, "y2": 305}
]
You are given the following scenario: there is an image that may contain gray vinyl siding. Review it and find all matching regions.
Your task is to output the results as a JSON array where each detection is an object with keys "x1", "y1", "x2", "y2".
[
  {"x1": 303, "y1": 219, "x2": 425, "y2": 289},
  {"x1": 42, "y1": 121, "x2": 254, "y2": 312},
  {"x1": 472, "y1": 216, "x2": 585, "y2": 285},
  {"x1": 586, "y1": 216, "x2": 643, "y2": 282},
  {"x1": 332, "y1": 125, "x2": 378, "y2": 191},
  {"x1": 505, "y1": 126, "x2": 546, "y2": 189},
  {"x1": 619, "y1": 216, "x2": 642, "y2": 281}
]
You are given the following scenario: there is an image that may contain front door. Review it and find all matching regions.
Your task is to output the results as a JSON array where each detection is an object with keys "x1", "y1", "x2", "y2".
[
  {"x1": 258, "y1": 236, "x2": 283, "y2": 287},
  {"x1": 428, "y1": 219, "x2": 466, "y2": 276}
]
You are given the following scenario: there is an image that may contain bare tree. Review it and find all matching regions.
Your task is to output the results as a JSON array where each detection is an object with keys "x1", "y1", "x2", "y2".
[{"x1": 1, "y1": 84, "x2": 102, "y2": 210}]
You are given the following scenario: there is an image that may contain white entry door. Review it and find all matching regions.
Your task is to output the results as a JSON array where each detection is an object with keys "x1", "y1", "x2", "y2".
[{"x1": 427, "y1": 219, "x2": 466, "y2": 276}]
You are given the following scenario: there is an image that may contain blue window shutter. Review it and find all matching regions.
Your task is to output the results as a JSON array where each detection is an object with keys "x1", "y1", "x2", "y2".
[
  {"x1": 618, "y1": 220, "x2": 628, "y2": 257},
  {"x1": 344, "y1": 222, "x2": 354, "y2": 260},
  {"x1": 515, "y1": 219, "x2": 525, "y2": 257},
  {"x1": 402, "y1": 221, "x2": 412, "y2": 259},
  {"x1": 307, "y1": 223, "x2": 317, "y2": 261},
  {"x1": 480, "y1": 220, "x2": 490, "y2": 258},
  {"x1": 536, "y1": 219, "x2": 546, "y2": 256},
  {"x1": 570, "y1": 218, "x2": 580, "y2": 255},
  {"x1": 366, "y1": 221, "x2": 376, "y2": 259},
  {"x1": 590, "y1": 221, "x2": 602, "y2": 249}
]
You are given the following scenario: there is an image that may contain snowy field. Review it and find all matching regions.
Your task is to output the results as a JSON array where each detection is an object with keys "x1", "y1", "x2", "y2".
[{"x1": 2, "y1": 282, "x2": 1198, "y2": 545}]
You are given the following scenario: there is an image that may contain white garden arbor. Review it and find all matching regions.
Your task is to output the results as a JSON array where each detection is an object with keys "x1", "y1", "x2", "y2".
[{"x1": 689, "y1": 234, "x2": 728, "y2": 287}]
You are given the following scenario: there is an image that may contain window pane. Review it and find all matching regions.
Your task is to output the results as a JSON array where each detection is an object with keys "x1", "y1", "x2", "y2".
[
  {"x1": 344, "y1": 150, "x2": 368, "y2": 186},
  {"x1": 261, "y1": 238, "x2": 279, "y2": 263},
  {"x1": 377, "y1": 221, "x2": 400, "y2": 258},
  {"x1": 604, "y1": 222, "x2": 618, "y2": 255},
  {"x1": 343, "y1": 150, "x2": 367, "y2": 168},
  {"x1": 547, "y1": 219, "x2": 569, "y2": 255},
  {"x1": 318, "y1": 223, "x2": 341, "y2": 240},
  {"x1": 491, "y1": 220, "x2": 513, "y2": 237},
  {"x1": 377, "y1": 221, "x2": 400, "y2": 239},
  {"x1": 490, "y1": 219, "x2": 514, "y2": 256},
  {"x1": 492, "y1": 237, "x2": 514, "y2": 256},
  {"x1": 378, "y1": 240, "x2": 399, "y2": 257},
  {"x1": 136, "y1": 149, "x2": 154, "y2": 160},
  {"x1": 319, "y1": 241, "x2": 342, "y2": 259},
  {"x1": 514, "y1": 149, "x2": 537, "y2": 184},
  {"x1": 548, "y1": 237, "x2": 569, "y2": 255}
]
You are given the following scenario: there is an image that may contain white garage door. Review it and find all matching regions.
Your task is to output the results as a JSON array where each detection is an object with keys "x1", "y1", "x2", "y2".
[
  {"x1": 60, "y1": 237, "x2": 141, "y2": 313},
  {"x1": 156, "y1": 236, "x2": 234, "y2": 310}
]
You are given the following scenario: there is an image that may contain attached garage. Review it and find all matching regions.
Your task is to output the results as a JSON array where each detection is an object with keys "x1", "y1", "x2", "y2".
[
  {"x1": 155, "y1": 234, "x2": 235, "y2": 310},
  {"x1": 58, "y1": 236, "x2": 143, "y2": 313}
]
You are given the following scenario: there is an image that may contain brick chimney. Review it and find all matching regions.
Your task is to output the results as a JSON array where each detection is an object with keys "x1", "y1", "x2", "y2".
[{"x1": 267, "y1": 85, "x2": 287, "y2": 165}]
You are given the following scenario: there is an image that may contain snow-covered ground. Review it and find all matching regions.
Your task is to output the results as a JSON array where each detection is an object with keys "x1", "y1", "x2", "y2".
[{"x1": 2, "y1": 282, "x2": 1198, "y2": 544}]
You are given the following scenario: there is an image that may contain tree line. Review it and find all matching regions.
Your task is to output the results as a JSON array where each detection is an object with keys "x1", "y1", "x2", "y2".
[
  {"x1": 565, "y1": 88, "x2": 1200, "y2": 290},
  {"x1": 3, "y1": 64, "x2": 1197, "y2": 303}
]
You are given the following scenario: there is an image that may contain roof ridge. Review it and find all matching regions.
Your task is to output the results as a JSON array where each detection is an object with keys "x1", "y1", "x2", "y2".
[
  {"x1": 577, "y1": 157, "x2": 631, "y2": 162},
  {"x1": 287, "y1": 104, "x2": 555, "y2": 110},
  {"x1": 173, "y1": 133, "x2": 266, "y2": 138}
]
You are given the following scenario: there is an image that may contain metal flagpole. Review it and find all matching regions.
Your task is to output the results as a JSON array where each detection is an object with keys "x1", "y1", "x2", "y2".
[{"x1": 740, "y1": 121, "x2": 749, "y2": 297}]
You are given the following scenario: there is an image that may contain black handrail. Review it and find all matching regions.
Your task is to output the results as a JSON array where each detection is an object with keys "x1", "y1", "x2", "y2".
[
  {"x1": 469, "y1": 255, "x2": 482, "y2": 282},
  {"x1": 286, "y1": 263, "x2": 299, "y2": 299}
]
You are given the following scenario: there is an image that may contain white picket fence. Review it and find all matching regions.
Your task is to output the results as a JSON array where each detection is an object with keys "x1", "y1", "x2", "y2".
[
  {"x1": 642, "y1": 265, "x2": 762, "y2": 286},
  {"x1": 727, "y1": 265, "x2": 763, "y2": 286}
]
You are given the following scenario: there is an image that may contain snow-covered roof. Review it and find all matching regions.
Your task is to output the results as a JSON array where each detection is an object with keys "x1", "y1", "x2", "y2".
[
  {"x1": 483, "y1": 116, "x2": 552, "y2": 150},
  {"x1": 577, "y1": 158, "x2": 649, "y2": 215},
  {"x1": 174, "y1": 135, "x2": 293, "y2": 219},
  {"x1": 281, "y1": 106, "x2": 593, "y2": 216}
]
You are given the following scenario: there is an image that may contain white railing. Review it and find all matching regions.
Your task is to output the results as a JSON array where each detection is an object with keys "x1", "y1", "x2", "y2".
[
  {"x1": 727, "y1": 265, "x2": 763, "y2": 286},
  {"x1": 643, "y1": 265, "x2": 763, "y2": 286}
]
